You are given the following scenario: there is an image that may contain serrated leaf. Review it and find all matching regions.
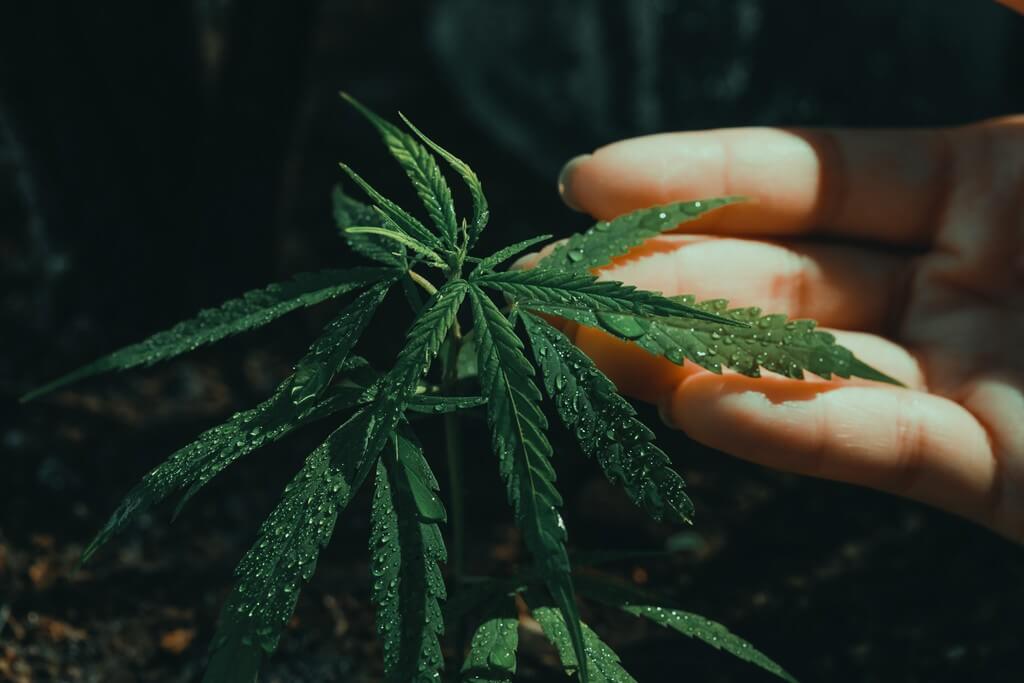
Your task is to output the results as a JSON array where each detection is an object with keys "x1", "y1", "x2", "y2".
[
  {"x1": 343, "y1": 93, "x2": 459, "y2": 248},
  {"x1": 467, "y1": 285, "x2": 588, "y2": 682},
  {"x1": 621, "y1": 606, "x2": 797, "y2": 683},
  {"x1": 333, "y1": 184, "x2": 408, "y2": 267},
  {"x1": 461, "y1": 600, "x2": 519, "y2": 683},
  {"x1": 346, "y1": 227, "x2": 447, "y2": 270},
  {"x1": 406, "y1": 394, "x2": 487, "y2": 414},
  {"x1": 399, "y1": 112, "x2": 489, "y2": 247},
  {"x1": 291, "y1": 280, "x2": 392, "y2": 406},
  {"x1": 370, "y1": 431, "x2": 447, "y2": 682},
  {"x1": 81, "y1": 369, "x2": 370, "y2": 565},
  {"x1": 536, "y1": 197, "x2": 743, "y2": 273},
  {"x1": 532, "y1": 607, "x2": 637, "y2": 683},
  {"x1": 471, "y1": 235, "x2": 553, "y2": 275},
  {"x1": 22, "y1": 267, "x2": 394, "y2": 402},
  {"x1": 204, "y1": 285, "x2": 465, "y2": 681},
  {"x1": 520, "y1": 312, "x2": 693, "y2": 524},
  {"x1": 339, "y1": 162, "x2": 443, "y2": 251},
  {"x1": 203, "y1": 409, "x2": 382, "y2": 682},
  {"x1": 555, "y1": 294, "x2": 899, "y2": 384},
  {"x1": 473, "y1": 269, "x2": 738, "y2": 326}
]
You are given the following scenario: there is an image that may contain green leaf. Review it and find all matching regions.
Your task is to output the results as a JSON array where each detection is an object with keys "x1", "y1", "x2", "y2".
[
  {"x1": 532, "y1": 607, "x2": 637, "y2": 683},
  {"x1": 406, "y1": 394, "x2": 487, "y2": 414},
  {"x1": 370, "y1": 431, "x2": 447, "y2": 682},
  {"x1": 290, "y1": 280, "x2": 392, "y2": 406},
  {"x1": 204, "y1": 283, "x2": 464, "y2": 680},
  {"x1": 471, "y1": 235, "x2": 552, "y2": 275},
  {"x1": 621, "y1": 606, "x2": 798, "y2": 683},
  {"x1": 333, "y1": 184, "x2": 407, "y2": 267},
  {"x1": 332, "y1": 182, "x2": 380, "y2": 229},
  {"x1": 576, "y1": 295, "x2": 900, "y2": 383},
  {"x1": 22, "y1": 267, "x2": 393, "y2": 401},
  {"x1": 461, "y1": 600, "x2": 519, "y2": 683},
  {"x1": 520, "y1": 312, "x2": 693, "y2": 524},
  {"x1": 338, "y1": 162, "x2": 443, "y2": 250},
  {"x1": 535, "y1": 197, "x2": 743, "y2": 273},
  {"x1": 203, "y1": 409, "x2": 382, "y2": 681},
  {"x1": 346, "y1": 227, "x2": 447, "y2": 270},
  {"x1": 81, "y1": 370, "x2": 370, "y2": 565},
  {"x1": 473, "y1": 269, "x2": 738, "y2": 326},
  {"x1": 399, "y1": 112, "x2": 490, "y2": 247},
  {"x1": 573, "y1": 573, "x2": 795, "y2": 680},
  {"x1": 343, "y1": 93, "x2": 459, "y2": 248},
  {"x1": 467, "y1": 285, "x2": 588, "y2": 683}
]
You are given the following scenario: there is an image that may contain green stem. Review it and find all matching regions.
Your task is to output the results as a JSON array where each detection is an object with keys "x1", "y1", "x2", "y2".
[
  {"x1": 442, "y1": 316, "x2": 467, "y2": 652},
  {"x1": 408, "y1": 269, "x2": 438, "y2": 296}
]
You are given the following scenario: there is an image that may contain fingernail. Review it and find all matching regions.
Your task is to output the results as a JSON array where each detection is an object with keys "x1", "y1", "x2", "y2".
[{"x1": 557, "y1": 154, "x2": 591, "y2": 212}]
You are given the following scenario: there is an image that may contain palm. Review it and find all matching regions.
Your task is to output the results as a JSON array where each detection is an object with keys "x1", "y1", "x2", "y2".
[{"x1": 553, "y1": 117, "x2": 1024, "y2": 540}]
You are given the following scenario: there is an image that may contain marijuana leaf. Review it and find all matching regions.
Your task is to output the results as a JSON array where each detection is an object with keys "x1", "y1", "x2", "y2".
[
  {"x1": 345, "y1": 227, "x2": 448, "y2": 270},
  {"x1": 461, "y1": 600, "x2": 519, "y2": 683},
  {"x1": 549, "y1": 294, "x2": 899, "y2": 383},
  {"x1": 473, "y1": 268, "x2": 737, "y2": 325},
  {"x1": 399, "y1": 113, "x2": 490, "y2": 247},
  {"x1": 80, "y1": 365, "x2": 369, "y2": 565},
  {"x1": 535, "y1": 197, "x2": 742, "y2": 273},
  {"x1": 532, "y1": 606, "x2": 637, "y2": 683},
  {"x1": 333, "y1": 184, "x2": 408, "y2": 267},
  {"x1": 370, "y1": 431, "x2": 447, "y2": 682},
  {"x1": 344, "y1": 93, "x2": 459, "y2": 249},
  {"x1": 203, "y1": 409, "x2": 382, "y2": 682},
  {"x1": 339, "y1": 162, "x2": 444, "y2": 252},
  {"x1": 406, "y1": 394, "x2": 487, "y2": 414},
  {"x1": 574, "y1": 574, "x2": 796, "y2": 682},
  {"x1": 520, "y1": 312, "x2": 693, "y2": 524},
  {"x1": 471, "y1": 235, "x2": 553, "y2": 275},
  {"x1": 21, "y1": 267, "x2": 394, "y2": 402},
  {"x1": 467, "y1": 285, "x2": 588, "y2": 682},
  {"x1": 290, "y1": 280, "x2": 392, "y2": 406},
  {"x1": 622, "y1": 606, "x2": 797, "y2": 683}
]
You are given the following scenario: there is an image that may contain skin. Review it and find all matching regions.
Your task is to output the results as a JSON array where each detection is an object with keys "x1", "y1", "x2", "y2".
[{"x1": 520, "y1": 113, "x2": 1024, "y2": 542}]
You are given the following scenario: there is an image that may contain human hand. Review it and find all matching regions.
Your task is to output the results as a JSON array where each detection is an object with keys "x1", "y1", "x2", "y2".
[{"x1": 523, "y1": 118, "x2": 1024, "y2": 541}]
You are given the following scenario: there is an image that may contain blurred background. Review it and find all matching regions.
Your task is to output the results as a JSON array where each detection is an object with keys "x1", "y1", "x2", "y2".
[{"x1": 2, "y1": 1, "x2": 1023, "y2": 681}]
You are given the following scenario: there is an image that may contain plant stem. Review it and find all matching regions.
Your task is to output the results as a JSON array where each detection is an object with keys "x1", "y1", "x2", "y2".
[
  {"x1": 442, "y1": 316, "x2": 466, "y2": 652},
  {"x1": 408, "y1": 269, "x2": 438, "y2": 296}
]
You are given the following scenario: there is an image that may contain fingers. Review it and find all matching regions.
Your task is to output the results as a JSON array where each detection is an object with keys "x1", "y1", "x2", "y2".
[
  {"x1": 997, "y1": 0, "x2": 1024, "y2": 15},
  {"x1": 559, "y1": 127, "x2": 954, "y2": 245},
  {"x1": 591, "y1": 235, "x2": 909, "y2": 333},
  {"x1": 662, "y1": 375, "x2": 999, "y2": 535}
]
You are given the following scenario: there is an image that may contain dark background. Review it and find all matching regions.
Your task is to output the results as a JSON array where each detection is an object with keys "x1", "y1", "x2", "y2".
[{"x1": 2, "y1": 1, "x2": 1023, "y2": 681}]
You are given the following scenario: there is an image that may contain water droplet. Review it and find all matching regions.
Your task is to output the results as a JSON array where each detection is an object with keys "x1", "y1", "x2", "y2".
[
  {"x1": 596, "y1": 311, "x2": 650, "y2": 340},
  {"x1": 567, "y1": 249, "x2": 584, "y2": 262}
]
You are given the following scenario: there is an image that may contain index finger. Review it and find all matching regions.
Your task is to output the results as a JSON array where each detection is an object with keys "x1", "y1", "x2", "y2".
[{"x1": 558, "y1": 127, "x2": 953, "y2": 246}]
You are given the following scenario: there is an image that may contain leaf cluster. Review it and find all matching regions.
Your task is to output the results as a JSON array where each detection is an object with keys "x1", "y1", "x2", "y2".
[{"x1": 22, "y1": 95, "x2": 900, "y2": 682}]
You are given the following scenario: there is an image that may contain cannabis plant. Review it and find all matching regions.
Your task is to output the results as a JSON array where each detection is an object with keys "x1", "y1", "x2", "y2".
[{"x1": 23, "y1": 95, "x2": 898, "y2": 682}]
